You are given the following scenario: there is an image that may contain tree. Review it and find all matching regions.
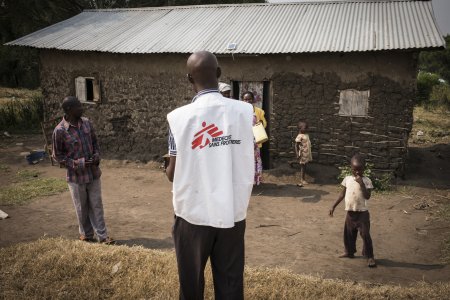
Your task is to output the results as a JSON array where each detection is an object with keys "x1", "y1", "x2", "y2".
[
  {"x1": 419, "y1": 35, "x2": 450, "y2": 83},
  {"x1": 0, "y1": 0, "x2": 264, "y2": 88},
  {"x1": 416, "y1": 71, "x2": 441, "y2": 105}
]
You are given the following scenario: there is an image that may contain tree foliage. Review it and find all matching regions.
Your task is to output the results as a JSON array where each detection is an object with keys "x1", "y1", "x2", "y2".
[
  {"x1": 416, "y1": 71, "x2": 441, "y2": 105},
  {"x1": 0, "y1": 0, "x2": 264, "y2": 88},
  {"x1": 429, "y1": 83, "x2": 450, "y2": 109},
  {"x1": 419, "y1": 35, "x2": 450, "y2": 83},
  {"x1": 416, "y1": 35, "x2": 450, "y2": 109}
]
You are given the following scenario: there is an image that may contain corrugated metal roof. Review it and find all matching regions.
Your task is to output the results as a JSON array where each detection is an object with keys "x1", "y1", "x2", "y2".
[{"x1": 6, "y1": 0, "x2": 445, "y2": 54}]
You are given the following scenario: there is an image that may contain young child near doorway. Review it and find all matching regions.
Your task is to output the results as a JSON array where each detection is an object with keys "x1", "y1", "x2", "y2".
[
  {"x1": 294, "y1": 120, "x2": 312, "y2": 187},
  {"x1": 329, "y1": 154, "x2": 376, "y2": 268}
]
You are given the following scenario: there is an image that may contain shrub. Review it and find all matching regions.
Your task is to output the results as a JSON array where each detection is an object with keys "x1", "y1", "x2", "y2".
[
  {"x1": 416, "y1": 71, "x2": 441, "y2": 106},
  {"x1": 0, "y1": 93, "x2": 44, "y2": 132},
  {"x1": 428, "y1": 84, "x2": 450, "y2": 110},
  {"x1": 338, "y1": 163, "x2": 392, "y2": 192}
]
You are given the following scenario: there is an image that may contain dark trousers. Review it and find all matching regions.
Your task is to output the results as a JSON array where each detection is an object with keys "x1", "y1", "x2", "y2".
[
  {"x1": 344, "y1": 211, "x2": 374, "y2": 258},
  {"x1": 173, "y1": 216, "x2": 246, "y2": 300}
]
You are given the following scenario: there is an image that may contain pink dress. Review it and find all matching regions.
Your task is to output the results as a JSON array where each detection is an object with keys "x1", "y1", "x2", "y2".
[{"x1": 253, "y1": 115, "x2": 263, "y2": 185}]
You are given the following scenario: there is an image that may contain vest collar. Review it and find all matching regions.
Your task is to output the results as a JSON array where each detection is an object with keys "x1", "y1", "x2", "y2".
[{"x1": 192, "y1": 89, "x2": 220, "y2": 103}]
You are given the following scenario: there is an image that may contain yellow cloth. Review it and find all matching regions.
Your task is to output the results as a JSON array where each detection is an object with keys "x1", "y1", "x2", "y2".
[
  {"x1": 254, "y1": 107, "x2": 267, "y2": 128},
  {"x1": 254, "y1": 106, "x2": 267, "y2": 148}
]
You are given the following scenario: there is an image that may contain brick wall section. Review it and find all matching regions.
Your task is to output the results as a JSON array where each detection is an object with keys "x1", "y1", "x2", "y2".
[{"x1": 40, "y1": 50, "x2": 417, "y2": 172}]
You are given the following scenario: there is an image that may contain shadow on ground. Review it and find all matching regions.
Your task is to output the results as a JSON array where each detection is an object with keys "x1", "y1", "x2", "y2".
[
  {"x1": 376, "y1": 258, "x2": 446, "y2": 270},
  {"x1": 253, "y1": 183, "x2": 330, "y2": 202},
  {"x1": 401, "y1": 144, "x2": 450, "y2": 189}
]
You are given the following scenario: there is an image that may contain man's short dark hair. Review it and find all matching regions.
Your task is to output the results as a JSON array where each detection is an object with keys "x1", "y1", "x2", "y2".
[
  {"x1": 298, "y1": 120, "x2": 308, "y2": 128},
  {"x1": 351, "y1": 153, "x2": 365, "y2": 166},
  {"x1": 242, "y1": 91, "x2": 254, "y2": 99},
  {"x1": 62, "y1": 96, "x2": 80, "y2": 113}
]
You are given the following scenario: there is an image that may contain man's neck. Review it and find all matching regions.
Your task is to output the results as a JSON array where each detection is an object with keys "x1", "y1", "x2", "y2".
[
  {"x1": 195, "y1": 83, "x2": 218, "y2": 93},
  {"x1": 65, "y1": 115, "x2": 80, "y2": 126}
]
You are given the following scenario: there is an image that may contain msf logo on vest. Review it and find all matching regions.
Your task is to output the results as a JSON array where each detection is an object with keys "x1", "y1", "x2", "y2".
[{"x1": 192, "y1": 121, "x2": 241, "y2": 150}]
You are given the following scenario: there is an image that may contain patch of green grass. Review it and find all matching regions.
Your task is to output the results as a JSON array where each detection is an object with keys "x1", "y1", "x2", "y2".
[
  {"x1": 0, "y1": 164, "x2": 10, "y2": 173},
  {"x1": 0, "y1": 177, "x2": 67, "y2": 206},
  {"x1": 16, "y1": 169, "x2": 40, "y2": 180}
]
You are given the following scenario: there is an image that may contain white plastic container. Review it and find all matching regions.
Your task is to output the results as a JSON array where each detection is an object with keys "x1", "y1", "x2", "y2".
[{"x1": 252, "y1": 123, "x2": 268, "y2": 144}]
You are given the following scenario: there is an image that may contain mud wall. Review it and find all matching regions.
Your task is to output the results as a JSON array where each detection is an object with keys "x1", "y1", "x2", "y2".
[{"x1": 40, "y1": 50, "x2": 417, "y2": 171}]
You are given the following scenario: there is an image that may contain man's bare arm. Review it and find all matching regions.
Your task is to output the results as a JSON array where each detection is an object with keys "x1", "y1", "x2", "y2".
[{"x1": 165, "y1": 156, "x2": 176, "y2": 182}]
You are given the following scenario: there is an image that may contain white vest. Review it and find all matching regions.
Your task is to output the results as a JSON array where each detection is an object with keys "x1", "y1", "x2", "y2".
[{"x1": 167, "y1": 92, "x2": 254, "y2": 228}]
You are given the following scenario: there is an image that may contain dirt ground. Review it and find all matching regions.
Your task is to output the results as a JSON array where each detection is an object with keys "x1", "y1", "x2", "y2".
[{"x1": 1, "y1": 134, "x2": 449, "y2": 286}]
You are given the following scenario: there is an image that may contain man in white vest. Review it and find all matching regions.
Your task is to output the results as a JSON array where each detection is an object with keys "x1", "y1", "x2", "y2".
[{"x1": 166, "y1": 51, "x2": 254, "y2": 300}]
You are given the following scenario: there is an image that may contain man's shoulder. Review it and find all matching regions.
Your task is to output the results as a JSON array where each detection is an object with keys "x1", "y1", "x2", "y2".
[
  {"x1": 226, "y1": 98, "x2": 253, "y2": 113},
  {"x1": 341, "y1": 175, "x2": 353, "y2": 186},
  {"x1": 167, "y1": 102, "x2": 193, "y2": 121},
  {"x1": 53, "y1": 118, "x2": 66, "y2": 133}
]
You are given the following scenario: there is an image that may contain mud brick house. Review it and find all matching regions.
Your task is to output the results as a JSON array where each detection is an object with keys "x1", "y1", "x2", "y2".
[{"x1": 7, "y1": 0, "x2": 445, "y2": 173}]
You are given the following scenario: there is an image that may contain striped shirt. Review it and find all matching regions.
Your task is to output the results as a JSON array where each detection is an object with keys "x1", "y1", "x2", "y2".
[
  {"x1": 168, "y1": 89, "x2": 220, "y2": 156},
  {"x1": 52, "y1": 117, "x2": 102, "y2": 184}
]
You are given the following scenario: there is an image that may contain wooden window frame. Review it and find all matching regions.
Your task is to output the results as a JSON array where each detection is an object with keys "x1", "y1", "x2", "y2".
[
  {"x1": 338, "y1": 89, "x2": 369, "y2": 117},
  {"x1": 75, "y1": 76, "x2": 101, "y2": 103}
]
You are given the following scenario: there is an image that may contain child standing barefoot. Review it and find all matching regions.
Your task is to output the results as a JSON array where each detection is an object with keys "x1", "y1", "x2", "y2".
[
  {"x1": 295, "y1": 120, "x2": 312, "y2": 187},
  {"x1": 329, "y1": 154, "x2": 376, "y2": 268}
]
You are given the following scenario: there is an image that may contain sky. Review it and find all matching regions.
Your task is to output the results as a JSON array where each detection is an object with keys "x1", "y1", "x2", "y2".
[
  {"x1": 268, "y1": 0, "x2": 450, "y2": 35},
  {"x1": 432, "y1": 0, "x2": 450, "y2": 35}
]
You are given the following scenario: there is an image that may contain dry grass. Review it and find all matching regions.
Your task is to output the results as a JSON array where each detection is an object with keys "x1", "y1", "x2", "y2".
[
  {"x1": 0, "y1": 87, "x2": 41, "y2": 104},
  {"x1": 0, "y1": 169, "x2": 67, "y2": 206},
  {"x1": 1, "y1": 238, "x2": 449, "y2": 300},
  {"x1": 411, "y1": 106, "x2": 450, "y2": 145}
]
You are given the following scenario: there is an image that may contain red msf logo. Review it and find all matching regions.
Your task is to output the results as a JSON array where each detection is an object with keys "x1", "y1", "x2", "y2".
[{"x1": 192, "y1": 121, "x2": 223, "y2": 149}]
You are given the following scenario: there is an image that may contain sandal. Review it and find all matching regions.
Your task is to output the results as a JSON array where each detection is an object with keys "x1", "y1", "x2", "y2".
[
  {"x1": 297, "y1": 183, "x2": 304, "y2": 187},
  {"x1": 367, "y1": 258, "x2": 377, "y2": 268},
  {"x1": 99, "y1": 237, "x2": 116, "y2": 245},
  {"x1": 79, "y1": 235, "x2": 96, "y2": 243}
]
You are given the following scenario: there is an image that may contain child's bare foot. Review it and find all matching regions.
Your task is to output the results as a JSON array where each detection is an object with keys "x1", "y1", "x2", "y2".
[
  {"x1": 367, "y1": 258, "x2": 377, "y2": 268},
  {"x1": 339, "y1": 253, "x2": 355, "y2": 258}
]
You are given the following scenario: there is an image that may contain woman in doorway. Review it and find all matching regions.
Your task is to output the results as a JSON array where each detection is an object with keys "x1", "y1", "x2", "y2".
[{"x1": 242, "y1": 91, "x2": 267, "y2": 185}]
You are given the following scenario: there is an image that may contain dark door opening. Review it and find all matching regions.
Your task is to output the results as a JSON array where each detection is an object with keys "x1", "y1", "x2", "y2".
[{"x1": 85, "y1": 78, "x2": 94, "y2": 101}]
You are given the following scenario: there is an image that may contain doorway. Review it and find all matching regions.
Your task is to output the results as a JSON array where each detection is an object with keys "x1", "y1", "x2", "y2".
[{"x1": 231, "y1": 80, "x2": 272, "y2": 169}]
